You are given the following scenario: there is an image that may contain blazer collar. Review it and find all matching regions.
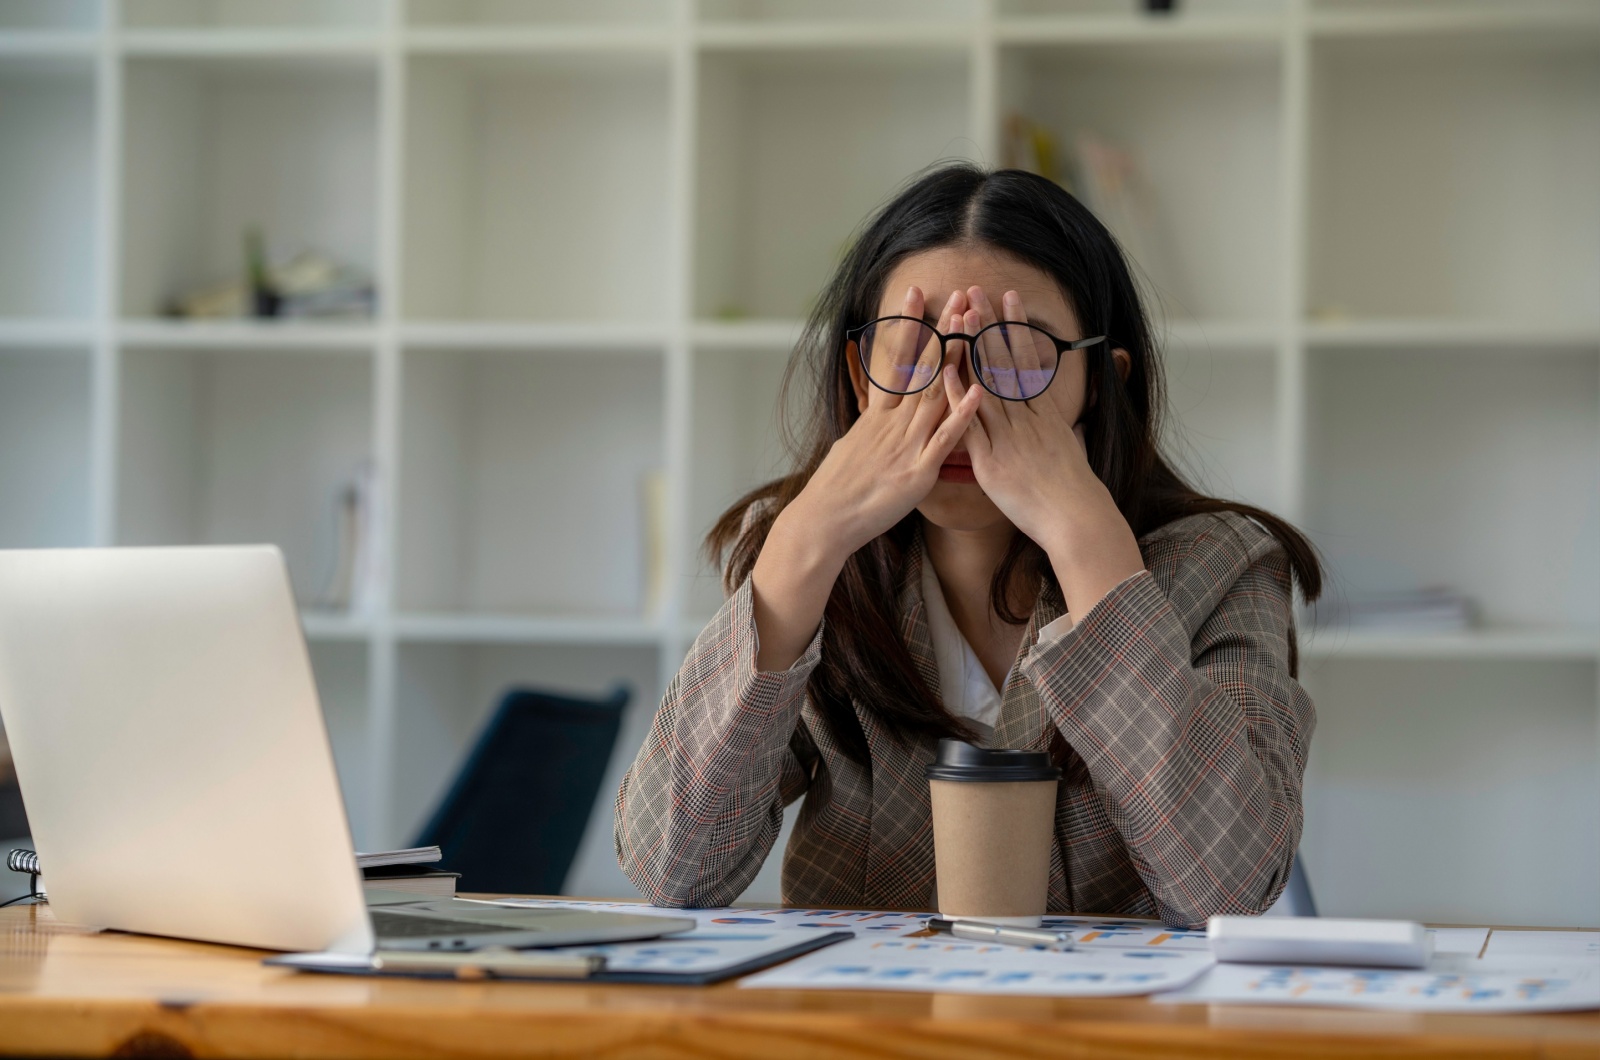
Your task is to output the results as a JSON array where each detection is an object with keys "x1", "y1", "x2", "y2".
[{"x1": 902, "y1": 525, "x2": 1067, "y2": 750}]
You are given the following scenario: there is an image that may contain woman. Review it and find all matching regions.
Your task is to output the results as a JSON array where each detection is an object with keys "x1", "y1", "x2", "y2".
[{"x1": 615, "y1": 164, "x2": 1320, "y2": 926}]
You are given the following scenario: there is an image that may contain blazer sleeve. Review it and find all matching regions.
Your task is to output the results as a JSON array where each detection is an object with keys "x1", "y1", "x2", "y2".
[
  {"x1": 1020, "y1": 522, "x2": 1314, "y2": 927},
  {"x1": 614, "y1": 572, "x2": 824, "y2": 907}
]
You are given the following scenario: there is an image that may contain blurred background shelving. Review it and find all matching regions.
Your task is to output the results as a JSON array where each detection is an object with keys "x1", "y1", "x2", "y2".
[{"x1": 0, "y1": 0, "x2": 1594, "y2": 924}]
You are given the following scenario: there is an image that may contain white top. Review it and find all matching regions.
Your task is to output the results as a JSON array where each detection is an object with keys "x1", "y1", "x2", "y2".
[{"x1": 920, "y1": 556, "x2": 1074, "y2": 745}]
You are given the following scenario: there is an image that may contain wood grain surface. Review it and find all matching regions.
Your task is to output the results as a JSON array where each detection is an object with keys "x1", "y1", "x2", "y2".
[{"x1": 1, "y1": 904, "x2": 1596, "y2": 1059}]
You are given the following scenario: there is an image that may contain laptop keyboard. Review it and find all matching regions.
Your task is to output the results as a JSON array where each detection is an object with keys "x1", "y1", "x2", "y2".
[{"x1": 370, "y1": 910, "x2": 518, "y2": 938}]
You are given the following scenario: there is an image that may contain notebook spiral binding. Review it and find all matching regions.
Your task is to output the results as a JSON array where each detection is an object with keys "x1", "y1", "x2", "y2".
[{"x1": 3, "y1": 849, "x2": 45, "y2": 907}]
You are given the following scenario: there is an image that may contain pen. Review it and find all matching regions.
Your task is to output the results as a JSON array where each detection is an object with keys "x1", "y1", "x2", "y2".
[
  {"x1": 372, "y1": 947, "x2": 605, "y2": 980},
  {"x1": 928, "y1": 918, "x2": 1075, "y2": 952}
]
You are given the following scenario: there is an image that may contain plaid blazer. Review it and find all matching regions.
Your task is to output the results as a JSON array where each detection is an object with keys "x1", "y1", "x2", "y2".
[{"x1": 615, "y1": 511, "x2": 1314, "y2": 927}]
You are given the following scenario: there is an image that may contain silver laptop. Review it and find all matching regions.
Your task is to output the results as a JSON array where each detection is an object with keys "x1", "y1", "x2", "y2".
[{"x1": 0, "y1": 545, "x2": 692, "y2": 954}]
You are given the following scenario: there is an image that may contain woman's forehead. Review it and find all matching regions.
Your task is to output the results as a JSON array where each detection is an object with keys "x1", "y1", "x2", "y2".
[{"x1": 879, "y1": 246, "x2": 1075, "y2": 323}]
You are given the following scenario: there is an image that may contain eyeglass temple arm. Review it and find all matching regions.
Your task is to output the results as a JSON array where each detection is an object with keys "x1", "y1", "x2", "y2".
[{"x1": 1066, "y1": 335, "x2": 1107, "y2": 350}]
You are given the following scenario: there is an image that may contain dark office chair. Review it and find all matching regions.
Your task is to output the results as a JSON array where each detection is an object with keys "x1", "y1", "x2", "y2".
[
  {"x1": 1284, "y1": 853, "x2": 1319, "y2": 917},
  {"x1": 413, "y1": 685, "x2": 629, "y2": 896}
]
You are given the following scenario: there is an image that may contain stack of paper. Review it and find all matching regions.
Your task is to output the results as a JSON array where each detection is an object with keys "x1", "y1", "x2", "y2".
[{"x1": 1155, "y1": 927, "x2": 1600, "y2": 1013}]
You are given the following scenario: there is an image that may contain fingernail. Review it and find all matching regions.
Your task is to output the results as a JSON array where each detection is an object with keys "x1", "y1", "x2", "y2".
[
  {"x1": 906, "y1": 285, "x2": 919, "y2": 301},
  {"x1": 1004, "y1": 291, "x2": 1021, "y2": 307}
]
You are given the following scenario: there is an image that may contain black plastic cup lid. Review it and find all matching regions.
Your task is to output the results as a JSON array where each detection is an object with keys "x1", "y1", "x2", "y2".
[{"x1": 925, "y1": 739, "x2": 1062, "y2": 783}]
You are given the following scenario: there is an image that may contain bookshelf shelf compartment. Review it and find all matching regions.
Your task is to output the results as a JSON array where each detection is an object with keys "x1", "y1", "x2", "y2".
[
  {"x1": 1300, "y1": 626, "x2": 1600, "y2": 662},
  {"x1": 118, "y1": 318, "x2": 378, "y2": 350},
  {"x1": 0, "y1": 1, "x2": 100, "y2": 30},
  {"x1": 1000, "y1": 40, "x2": 1283, "y2": 326},
  {"x1": 120, "y1": 55, "x2": 379, "y2": 320},
  {"x1": 999, "y1": 0, "x2": 1285, "y2": 15},
  {"x1": 700, "y1": 0, "x2": 979, "y2": 24},
  {"x1": 115, "y1": 346, "x2": 376, "y2": 607},
  {"x1": 0, "y1": 348, "x2": 92, "y2": 550},
  {"x1": 0, "y1": 56, "x2": 97, "y2": 320},
  {"x1": 401, "y1": 53, "x2": 671, "y2": 324},
  {"x1": 995, "y1": 14, "x2": 1285, "y2": 46},
  {"x1": 1310, "y1": 1, "x2": 1600, "y2": 41},
  {"x1": 694, "y1": 48, "x2": 973, "y2": 321},
  {"x1": 121, "y1": 1, "x2": 384, "y2": 28},
  {"x1": 1307, "y1": 32, "x2": 1600, "y2": 328},
  {"x1": 397, "y1": 347, "x2": 666, "y2": 619},
  {"x1": 1304, "y1": 318, "x2": 1600, "y2": 351},
  {"x1": 400, "y1": 320, "x2": 667, "y2": 352},
  {"x1": 405, "y1": 0, "x2": 674, "y2": 27},
  {"x1": 1305, "y1": 348, "x2": 1599, "y2": 632},
  {"x1": 1161, "y1": 343, "x2": 1282, "y2": 513},
  {"x1": 685, "y1": 344, "x2": 793, "y2": 621},
  {"x1": 394, "y1": 612, "x2": 664, "y2": 645},
  {"x1": 1300, "y1": 657, "x2": 1600, "y2": 927}
]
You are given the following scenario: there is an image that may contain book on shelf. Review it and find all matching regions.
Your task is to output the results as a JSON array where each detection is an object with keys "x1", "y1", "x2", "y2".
[
  {"x1": 1329, "y1": 589, "x2": 1479, "y2": 635},
  {"x1": 311, "y1": 460, "x2": 382, "y2": 616},
  {"x1": 1002, "y1": 115, "x2": 1189, "y2": 313}
]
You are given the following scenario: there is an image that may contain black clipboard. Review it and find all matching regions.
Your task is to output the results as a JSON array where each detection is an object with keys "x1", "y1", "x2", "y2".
[{"x1": 267, "y1": 929, "x2": 852, "y2": 985}]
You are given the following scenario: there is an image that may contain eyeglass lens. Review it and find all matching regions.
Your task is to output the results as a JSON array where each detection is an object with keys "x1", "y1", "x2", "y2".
[{"x1": 858, "y1": 319, "x2": 1060, "y2": 400}]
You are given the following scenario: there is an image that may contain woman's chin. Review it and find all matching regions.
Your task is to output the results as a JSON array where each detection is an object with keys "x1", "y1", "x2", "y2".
[{"x1": 916, "y1": 483, "x2": 1010, "y2": 532}]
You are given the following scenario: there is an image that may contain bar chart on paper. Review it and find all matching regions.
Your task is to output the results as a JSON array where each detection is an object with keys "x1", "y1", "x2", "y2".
[{"x1": 740, "y1": 936, "x2": 1217, "y2": 997}]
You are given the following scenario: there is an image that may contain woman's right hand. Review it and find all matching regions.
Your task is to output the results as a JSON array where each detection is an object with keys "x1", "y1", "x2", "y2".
[
  {"x1": 793, "y1": 287, "x2": 982, "y2": 558},
  {"x1": 749, "y1": 287, "x2": 982, "y2": 672}
]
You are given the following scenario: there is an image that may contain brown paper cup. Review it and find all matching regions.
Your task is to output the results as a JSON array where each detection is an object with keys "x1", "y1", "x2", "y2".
[
  {"x1": 929, "y1": 778, "x2": 1057, "y2": 926},
  {"x1": 926, "y1": 741, "x2": 1062, "y2": 928}
]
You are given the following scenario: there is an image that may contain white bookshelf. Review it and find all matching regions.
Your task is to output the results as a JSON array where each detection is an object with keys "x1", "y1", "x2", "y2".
[{"x1": 0, "y1": 0, "x2": 1594, "y2": 923}]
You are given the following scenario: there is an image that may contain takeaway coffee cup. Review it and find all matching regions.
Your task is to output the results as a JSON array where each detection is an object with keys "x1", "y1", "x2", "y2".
[{"x1": 926, "y1": 740, "x2": 1061, "y2": 927}]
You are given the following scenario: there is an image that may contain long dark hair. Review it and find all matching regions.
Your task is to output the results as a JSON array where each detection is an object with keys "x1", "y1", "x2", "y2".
[{"x1": 707, "y1": 164, "x2": 1322, "y2": 766}]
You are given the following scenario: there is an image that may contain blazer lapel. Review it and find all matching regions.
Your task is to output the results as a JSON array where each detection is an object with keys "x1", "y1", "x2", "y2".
[
  {"x1": 990, "y1": 578, "x2": 1068, "y2": 751},
  {"x1": 900, "y1": 531, "x2": 942, "y2": 701},
  {"x1": 857, "y1": 534, "x2": 940, "y2": 910}
]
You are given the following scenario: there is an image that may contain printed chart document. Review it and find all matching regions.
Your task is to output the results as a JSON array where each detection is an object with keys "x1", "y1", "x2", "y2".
[
  {"x1": 740, "y1": 935, "x2": 1215, "y2": 996},
  {"x1": 1151, "y1": 962, "x2": 1599, "y2": 1013},
  {"x1": 1482, "y1": 930, "x2": 1600, "y2": 966},
  {"x1": 482, "y1": 903, "x2": 1216, "y2": 996},
  {"x1": 1155, "y1": 929, "x2": 1600, "y2": 1014}
]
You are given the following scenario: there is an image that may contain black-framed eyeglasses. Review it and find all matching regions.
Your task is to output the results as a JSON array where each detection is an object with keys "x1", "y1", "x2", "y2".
[{"x1": 845, "y1": 316, "x2": 1106, "y2": 401}]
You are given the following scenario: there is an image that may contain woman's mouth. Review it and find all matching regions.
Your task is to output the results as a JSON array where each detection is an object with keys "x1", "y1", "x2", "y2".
[{"x1": 939, "y1": 451, "x2": 977, "y2": 484}]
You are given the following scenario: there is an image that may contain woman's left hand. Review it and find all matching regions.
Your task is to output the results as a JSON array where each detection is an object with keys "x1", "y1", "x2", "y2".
[{"x1": 942, "y1": 286, "x2": 1147, "y2": 622}]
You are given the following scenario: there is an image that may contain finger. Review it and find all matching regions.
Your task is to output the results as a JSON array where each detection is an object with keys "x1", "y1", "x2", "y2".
[
  {"x1": 907, "y1": 349, "x2": 953, "y2": 437},
  {"x1": 866, "y1": 285, "x2": 928, "y2": 411},
  {"x1": 961, "y1": 387, "x2": 994, "y2": 465},
  {"x1": 975, "y1": 292, "x2": 1023, "y2": 403},
  {"x1": 999, "y1": 290, "x2": 1049, "y2": 406},
  {"x1": 940, "y1": 363, "x2": 987, "y2": 461},
  {"x1": 940, "y1": 300, "x2": 967, "y2": 390},
  {"x1": 923, "y1": 374, "x2": 982, "y2": 466},
  {"x1": 940, "y1": 288, "x2": 966, "y2": 321},
  {"x1": 968, "y1": 285, "x2": 1000, "y2": 330},
  {"x1": 967, "y1": 306, "x2": 1019, "y2": 414}
]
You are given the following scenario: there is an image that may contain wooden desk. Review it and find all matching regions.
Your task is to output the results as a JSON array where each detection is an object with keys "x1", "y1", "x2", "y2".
[{"x1": 1, "y1": 904, "x2": 1596, "y2": 1059}]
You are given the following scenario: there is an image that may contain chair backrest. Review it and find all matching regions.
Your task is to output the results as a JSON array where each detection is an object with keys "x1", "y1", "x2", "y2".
[
  {"x1": 413, "y1": 685, "x2": 629, "y2": 896},
  {"x1": 1283, "y1": 853, "x2": 1319, "y2": 917}
]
